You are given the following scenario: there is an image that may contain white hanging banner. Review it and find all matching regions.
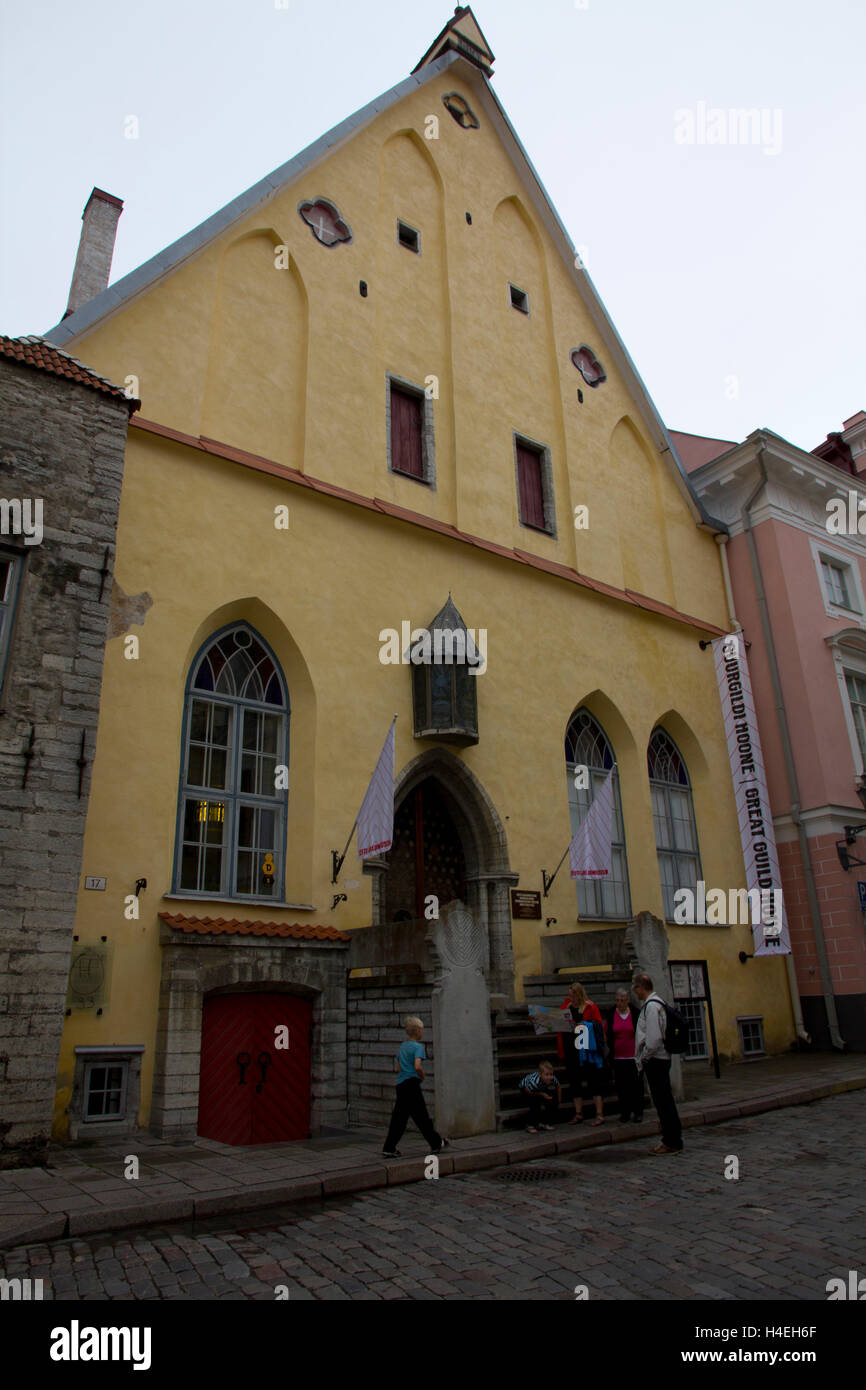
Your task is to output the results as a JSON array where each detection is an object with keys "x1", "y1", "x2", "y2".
[
  {"x1": 712, "y1": 634, "x2": 791, "y2": 955},
  {"x1": 357, "y1": 721, "x2": 396, "y2": 859},
  {"x1": 569, "y1": 768, "x2": 614, "y2": 878}
]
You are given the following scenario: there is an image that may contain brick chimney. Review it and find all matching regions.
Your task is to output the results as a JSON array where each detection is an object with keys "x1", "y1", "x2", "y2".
[{"x1": 63, "y1": 187, "x2": 124, "y2": 319}]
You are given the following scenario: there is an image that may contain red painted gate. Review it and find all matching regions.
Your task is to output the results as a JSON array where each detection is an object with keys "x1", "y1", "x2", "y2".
[{"x1": 197, "y1": 993, "x2": 312, "y2": 1145}]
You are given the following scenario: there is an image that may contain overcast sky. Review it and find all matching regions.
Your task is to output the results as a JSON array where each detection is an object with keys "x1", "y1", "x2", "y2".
[{"x1": 1, "y1": 0, "x2": 862, "y2": 450}]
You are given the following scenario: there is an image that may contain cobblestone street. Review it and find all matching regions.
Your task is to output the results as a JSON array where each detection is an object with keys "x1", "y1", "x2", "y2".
[{"x1": 2, "y1": 1090, "x2": 864, "y2": 1301}]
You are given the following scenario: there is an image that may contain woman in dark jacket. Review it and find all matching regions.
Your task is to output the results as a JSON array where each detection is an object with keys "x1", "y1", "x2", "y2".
[
  {"x1": 604, "y1": 987, "x2": 644, "y2": 1123},
  {"x1": 558, "y1": 981, "x2": 607, "y2": 1125}
]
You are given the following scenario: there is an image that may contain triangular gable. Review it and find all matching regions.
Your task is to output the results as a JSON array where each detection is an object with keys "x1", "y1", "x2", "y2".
[
  {"x1": 44, "y1": 48, "x2": 723, "y2": 535},
  {"x1": 412, "y1": 6, "x2": 495, "y2": 76}
]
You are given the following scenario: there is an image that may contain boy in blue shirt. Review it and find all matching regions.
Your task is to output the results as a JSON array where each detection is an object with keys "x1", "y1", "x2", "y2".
[{"x1": 382, "y1": 1016, "x2": 449, "y2": 1158}]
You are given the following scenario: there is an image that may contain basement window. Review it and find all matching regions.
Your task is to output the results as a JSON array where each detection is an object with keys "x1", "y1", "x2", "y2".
[
  {"x1": 398, "y1": 221, "x2": 420, "y2": 254},
  {"x1": 84, "y1": 1060, "x2": 128, "y2": 1121},
  {"x1": 69, "y1": 1045, "x2": 144, "y2": 1140},
  {"x1": 737, "y1": 1016, "x2": 766, "y2": 1059},
  {"x1": 509, "y1": 284, "x2": 530, "y2": 314}
]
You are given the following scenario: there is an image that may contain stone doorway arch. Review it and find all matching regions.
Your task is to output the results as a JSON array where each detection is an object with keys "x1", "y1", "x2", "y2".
[{"x1": 364, "y1": 747, "x2": 517, "y2": 997}]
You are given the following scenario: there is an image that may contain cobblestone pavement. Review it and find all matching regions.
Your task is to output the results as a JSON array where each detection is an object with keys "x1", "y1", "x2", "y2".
[{"x1": 2, "y1": 1091, "x2": 864, "y2": 1301}]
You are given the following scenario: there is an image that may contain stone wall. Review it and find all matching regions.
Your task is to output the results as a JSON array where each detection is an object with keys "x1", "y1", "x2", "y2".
[
  {"x1": 347, "y1": 973, "x2": 434, "y2": 1130},
  {"x1": 0, "y1": 355, "x2": 130, "y2": 1166},
  {"x1": 524, "y1": 972, "x2": 632, "y2": 1012}
]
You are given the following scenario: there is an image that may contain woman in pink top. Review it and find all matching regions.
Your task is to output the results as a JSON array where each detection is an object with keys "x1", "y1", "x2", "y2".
[{"x1": 604, "y1": 987, "x2": 644, "y2": 1124}]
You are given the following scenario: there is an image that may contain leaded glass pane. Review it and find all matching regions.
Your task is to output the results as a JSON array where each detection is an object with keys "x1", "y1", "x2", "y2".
[{"x1": 431, "y1": 665, "x2": 452, "y2": 724}]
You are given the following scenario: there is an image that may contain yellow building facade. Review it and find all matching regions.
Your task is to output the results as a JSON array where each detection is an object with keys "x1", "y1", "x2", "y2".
[{"x1": 46, "y1": 9, "x2": 795, "y2": 1143}]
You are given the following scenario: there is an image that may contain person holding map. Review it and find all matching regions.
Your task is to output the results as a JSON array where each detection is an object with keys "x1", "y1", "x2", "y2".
[{"x1": 557, "y1": 981, "x2": 607, "y2": 1125}]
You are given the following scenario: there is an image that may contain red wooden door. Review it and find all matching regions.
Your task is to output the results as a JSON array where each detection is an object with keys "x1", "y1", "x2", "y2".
[{"x1": 197, "y1": 993, "x2": 312, "y2": 1145}]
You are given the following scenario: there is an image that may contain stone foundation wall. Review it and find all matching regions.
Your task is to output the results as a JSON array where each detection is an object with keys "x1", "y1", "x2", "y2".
[{"x1": 347, "y1": 973, "x2": 434, "y2": 1130}]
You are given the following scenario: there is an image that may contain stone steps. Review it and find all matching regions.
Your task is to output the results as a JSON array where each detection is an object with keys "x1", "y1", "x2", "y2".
[{"x1": 494, "y1": 1002, "x2": 624, "y2": 1130}]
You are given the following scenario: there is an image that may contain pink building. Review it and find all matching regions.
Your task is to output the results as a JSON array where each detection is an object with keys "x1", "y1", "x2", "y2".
[{"x1": 673, "y1": 417, "x2": 866, "y2": 1050}]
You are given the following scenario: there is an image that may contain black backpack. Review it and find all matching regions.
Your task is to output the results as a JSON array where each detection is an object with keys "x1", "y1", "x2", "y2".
[{"x1": 652, "y1": 997, "x2": 689, "y2": 1054}]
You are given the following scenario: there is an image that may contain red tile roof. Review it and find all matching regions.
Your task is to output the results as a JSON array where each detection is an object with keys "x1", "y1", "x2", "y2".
[
  {"x1": 670, "y1": 429, "x2": 737, "y2": 474},
  {"x1": 0, "y1": 334, "x2": 139, "y2": 409},
  {"x1": 159, "y1": 912, "x2": 350, "y2": 942}
]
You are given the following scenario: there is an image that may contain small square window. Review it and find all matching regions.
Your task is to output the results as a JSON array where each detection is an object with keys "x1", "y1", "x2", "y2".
[
  {"x1": 397, "y1": 221, "x2": 420, "y2": 253},
  {"x1": 509, "y1": 284, "x2": 529, "y2": 314},
  {"x1": 737, "y1": 1016, "x2": 765, "y2": 1058},
  {"x1": 84, "y1": 1060, "x2": 128, "y2": 1121},
  {"x1": 821, "y1": 557, "x2": 854, "y2": 609}
]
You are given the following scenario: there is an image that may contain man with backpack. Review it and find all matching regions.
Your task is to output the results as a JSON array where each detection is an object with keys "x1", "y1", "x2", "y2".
[{"x1": 633, "y1": 972, "x2": 684, "y2": 1156}]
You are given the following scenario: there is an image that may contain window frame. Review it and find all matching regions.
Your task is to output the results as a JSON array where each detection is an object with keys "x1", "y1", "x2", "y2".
[
  {"x1": 513, "y1": 431, "x2": 556, "y2": 537},
  {"x1": 565, "y1": 710, "x2": 632, "y2": 922},
  {"x1": 737, "y1": 1015, "x2": 766, "y2": 1059},
  {"x1": 810, "y1": 537, "x2": 866, "y2": 619},
  {"x1": 83, "y1": 1058, "x2": 129, "y2": 1124},
  {"x1": 0, "y1": 547, "x2": 25, "y2": 705},
  {"x1": 825, "y1": 629, "x2": 866, "y2": 777},
  {"x1": 386, "y1": 373, "x2": 436, "y2": 488},
  {"x1": 397, "y1": 220, "x2": 421, "y2": 254},
  {"x1": 509, "y1": 283, "x2": 530, "y2": 315},
  {"x1": 648, "y1": 728, "x2": 703, "y2": 922},
  {"x1": 172, "y1": 623, "x2": 290, "y2": 904}
]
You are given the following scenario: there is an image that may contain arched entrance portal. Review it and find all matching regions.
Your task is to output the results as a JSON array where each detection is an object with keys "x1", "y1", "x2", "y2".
[
  {"x1": 387, "y1": 780, "x2": 467, "y2": 922},
  {"x1": 370, "y1": 750, "x2": 517, "y2": 997}
]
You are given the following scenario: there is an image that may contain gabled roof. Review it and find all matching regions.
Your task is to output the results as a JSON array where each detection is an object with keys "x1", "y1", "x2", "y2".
[
  {"x1": 412, "y1": 5, "x2": 495, "y2": 76},
  {"x1": 44, "y1": 44, "x2": 723, "y2": 533},
  {"x1": 0, "y1": 333, "x2": 138, "y2": 409}
]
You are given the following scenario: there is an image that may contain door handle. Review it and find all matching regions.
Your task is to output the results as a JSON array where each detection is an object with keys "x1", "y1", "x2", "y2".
[
  {"x1": 256, "y1": 1051, "x2": 271, "y2": 1093},
  {"x1": 236, "y1": 1051, "x2": 251, "y2": 1085}
]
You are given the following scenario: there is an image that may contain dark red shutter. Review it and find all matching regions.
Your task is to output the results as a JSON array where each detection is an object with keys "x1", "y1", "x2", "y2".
[
  {"x1": 517, "y1": 445, "x2": 545, "y2": 528},
  {"x1": 391, "y1": 386, "x2": 424, "y2": 478}
]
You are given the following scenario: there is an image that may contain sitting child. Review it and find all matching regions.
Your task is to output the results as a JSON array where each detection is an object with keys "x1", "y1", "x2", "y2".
[{"x1": 519, "y1": 1060, "x2": 562, "y2": 1133}]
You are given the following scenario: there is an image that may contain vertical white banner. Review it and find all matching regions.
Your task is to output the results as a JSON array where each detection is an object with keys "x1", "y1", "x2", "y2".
[
  {"x1": 357, "y1": 721, "x2": 395, "y2": 859},
  {"x1": 712, "y1": 635, "x2": 791, "y2": 955},
  {"x1": 569, "y1": 769, "x2": 614, "y2": 879}
]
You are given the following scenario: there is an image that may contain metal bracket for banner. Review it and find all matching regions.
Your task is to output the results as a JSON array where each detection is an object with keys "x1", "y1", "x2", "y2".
[
  {"x1": 836, "y1": 823, "x2": 866, "y2": 873},
  {"x1": 331, "y1": 824, "x2": 357, "y2": 885},
  {"x1": 330, "y1": 714, "x2": 398, "y2": 884},
  {"x1": 541, "y1": 844, "x2": 570, "y2": 898}
]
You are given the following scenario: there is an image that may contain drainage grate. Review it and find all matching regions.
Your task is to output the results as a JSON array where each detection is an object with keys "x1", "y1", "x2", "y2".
[{"x1": 486, "y1": 1166, "x2": 571, "y2": 1183}]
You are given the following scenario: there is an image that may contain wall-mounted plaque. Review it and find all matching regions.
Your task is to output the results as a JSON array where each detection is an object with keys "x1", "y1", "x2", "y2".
[{"x1": 511, "y1": 889, "x2": 542, "y2": 920}]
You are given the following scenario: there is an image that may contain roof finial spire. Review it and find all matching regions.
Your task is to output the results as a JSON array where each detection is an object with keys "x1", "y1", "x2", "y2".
[{"x1": 412, "y1": 7, "x2": 495, "y2": 77}]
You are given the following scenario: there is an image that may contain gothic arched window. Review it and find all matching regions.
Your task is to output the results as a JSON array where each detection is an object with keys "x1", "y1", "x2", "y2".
[
  {"x1": 173, "y1": 624, "x2": 289, "y2": 900},
  {"x1": 565, "y1": 709, "x2": 631, "y2": 919},
  {"x1": 647, "y1": 728, "x2": 701, "y2": 919}
]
